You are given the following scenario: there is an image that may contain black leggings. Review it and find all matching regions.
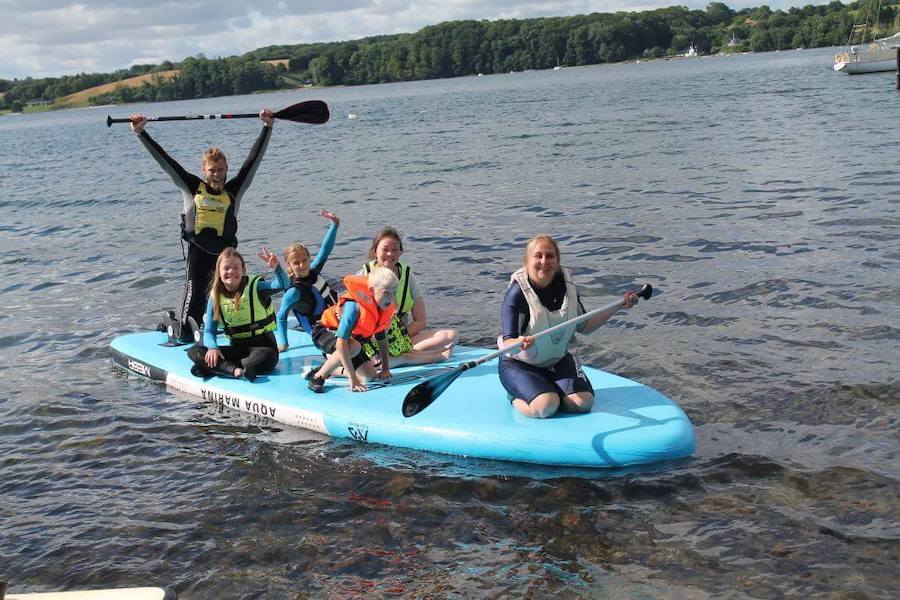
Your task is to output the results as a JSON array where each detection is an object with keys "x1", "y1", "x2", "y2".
[
  {"x1": 180, "y1": 243, "x2": 217, "y2": 330},
  {"x1": 187, "y1": 334, "x2": 278, "y2": 379}
]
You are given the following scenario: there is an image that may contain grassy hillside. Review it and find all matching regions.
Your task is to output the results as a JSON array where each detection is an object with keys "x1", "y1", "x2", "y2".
[{"x1": 57, "y1": 69, "x2": 179, "y2": 107}]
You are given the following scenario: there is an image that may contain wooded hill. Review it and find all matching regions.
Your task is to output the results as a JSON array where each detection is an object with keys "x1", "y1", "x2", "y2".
[{"x1": 1, "y1": 2, "x2": 897, "y2": 112}]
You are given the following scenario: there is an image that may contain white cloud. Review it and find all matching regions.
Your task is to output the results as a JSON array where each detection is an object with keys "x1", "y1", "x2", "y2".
[{"x1": 0, "y1": 0, "x2": 829, "y2": 79}]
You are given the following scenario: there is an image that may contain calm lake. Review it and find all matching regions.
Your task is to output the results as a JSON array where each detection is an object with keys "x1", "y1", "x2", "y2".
[{"x1": 1, "y1": 46, "x2": 897, "y2": 598}]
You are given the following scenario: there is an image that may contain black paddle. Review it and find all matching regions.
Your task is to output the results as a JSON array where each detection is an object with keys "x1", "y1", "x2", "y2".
[
  {"x1": 401, "y1": 284, "x2": 653, "y2": 418},
  {"x1": 106, "y1": 99, "x2": 330, "y2": 127}
]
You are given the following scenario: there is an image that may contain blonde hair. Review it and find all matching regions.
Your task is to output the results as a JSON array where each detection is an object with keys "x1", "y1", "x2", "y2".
[
  {"x1": 283, "y1": 243, "x2": 310, "y2": 277},
  {"x1": 209, "y1": 247, "x2": 246, "y2": 322},
  {"x1": 366, "y1": 266, "x2": 399, "y2": 296},
  {"x1": 202, "y1": 147, "x2": 227, "y2": 167},
  {"x1": 524, "y1": 235, "x2": 561, "y2": 265},
  {"x1": 368, "y1": 226, "x2": 403, "y2": 260}
]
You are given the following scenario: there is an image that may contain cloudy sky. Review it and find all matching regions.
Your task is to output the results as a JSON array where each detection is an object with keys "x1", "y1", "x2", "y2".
[{"x1": 1, "y1": 0, "x2": 820, "y2": 79}]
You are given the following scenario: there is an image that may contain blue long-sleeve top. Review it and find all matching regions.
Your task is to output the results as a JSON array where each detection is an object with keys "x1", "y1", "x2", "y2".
[
  {"x1": 332, "y1": 301, "x2": 386, "y2": 342},
  {"x1": 203, "y1": 265, "x2": 289, "y2": 348},
  {"x1": 274, "y1": 221, "x2": 339, "y2": 348}
]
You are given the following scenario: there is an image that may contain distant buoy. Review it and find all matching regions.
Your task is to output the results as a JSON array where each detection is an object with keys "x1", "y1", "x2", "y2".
[{"x1": 347, "y1": 113, "x2": 357, "y2": 119}]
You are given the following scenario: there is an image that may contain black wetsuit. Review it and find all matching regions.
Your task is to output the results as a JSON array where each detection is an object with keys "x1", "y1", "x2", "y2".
[{"x1": 137, "y1": 125, "x2": 272, "y2": 333}]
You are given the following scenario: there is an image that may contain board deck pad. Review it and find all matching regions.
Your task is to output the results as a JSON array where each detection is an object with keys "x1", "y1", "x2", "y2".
[{"x1": 110, "y1": 329, "x2": 695, "y2": 468}]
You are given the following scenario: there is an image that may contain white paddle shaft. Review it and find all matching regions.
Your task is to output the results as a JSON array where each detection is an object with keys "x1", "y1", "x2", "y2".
[{"x1": 461, "y1": 295, "x2": 630, "y2": 371}]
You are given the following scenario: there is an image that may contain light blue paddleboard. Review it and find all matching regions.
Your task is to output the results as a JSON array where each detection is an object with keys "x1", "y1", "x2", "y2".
[{"x1": 110, "y1": 328, "x2": 694, "y2": 468}]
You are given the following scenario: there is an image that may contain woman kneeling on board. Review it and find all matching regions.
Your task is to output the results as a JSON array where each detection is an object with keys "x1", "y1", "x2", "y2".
[
  {"x1": 187, "y1": 246, "x2": 288, "y2": 381},
  {"x1": 499, "y1": 235, "x2": 637, "y2": 418},
  {"x1": 306, "y1": 268, "x2": 398, "y2": 393}
]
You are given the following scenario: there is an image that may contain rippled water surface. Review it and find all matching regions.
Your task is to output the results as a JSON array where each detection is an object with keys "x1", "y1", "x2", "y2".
[{"x1": 1, "y1": 48, "x2": 897, "y2": 598}]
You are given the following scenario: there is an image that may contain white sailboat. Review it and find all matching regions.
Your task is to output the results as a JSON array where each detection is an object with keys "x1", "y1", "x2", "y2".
[
  {"x1": 834, "y1": 31, "x2": 900, "y2": 73},
  {"x1": 834, "y1": 0, "x2": 900, "y2": 74},
  {"x1": 683, "y1": 43, "x2": 699, "y2": 58}
]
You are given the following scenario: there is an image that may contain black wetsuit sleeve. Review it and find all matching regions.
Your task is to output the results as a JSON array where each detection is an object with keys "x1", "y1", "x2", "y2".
[
  {"x1": 225, "y1": 125, "x2": 272, "y2": 215},
  {"x1": 137, "y1": 130, "x2": 202, "y2": 195},
  {"x1": 501, "y1": 282, "x2": 530, "y2": 340}
]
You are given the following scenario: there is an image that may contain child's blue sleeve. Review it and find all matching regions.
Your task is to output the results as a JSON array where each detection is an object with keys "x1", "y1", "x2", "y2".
[
  {"x1": 311, "y1": 222, "x2": 338, "y2": 271},
  {"x1": 203, "y1": 299, "x2": 219, "y2": 348},
  {"x1": 258, "y1": 265, "x2": 289, "y2": 292},
  {"x1": 275, "y1": 287, "x2": 301, "y2": 348},
  {"x1": 335, "y1": 301, "x2": 360, "y2": 340}
]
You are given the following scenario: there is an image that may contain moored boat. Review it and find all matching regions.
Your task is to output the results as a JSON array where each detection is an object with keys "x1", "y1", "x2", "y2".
[
  {"x1": 833, "y1": 0, "x2": 900, "y2": 76},
  {"x1": 834, "y1": 32, "x2": 900, "y2": 73}
]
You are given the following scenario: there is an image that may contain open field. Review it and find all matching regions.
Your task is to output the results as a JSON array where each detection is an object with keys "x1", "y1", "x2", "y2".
[{"x1": 58, "y1": 69, "x2": 179, "y2": 106}]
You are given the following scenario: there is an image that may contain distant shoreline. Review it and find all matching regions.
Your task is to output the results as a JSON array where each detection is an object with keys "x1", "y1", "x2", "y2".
[{"x1": 0, "y1": 45, "x2": 860, "y2": 118}]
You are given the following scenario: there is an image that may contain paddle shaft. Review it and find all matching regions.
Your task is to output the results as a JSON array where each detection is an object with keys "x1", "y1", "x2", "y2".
[
  {"x1": 456, "y1": 293, "x2": 636, "y2": 374},
  {"x1": 401, "y1": 284, "x2": 652, "y2": 418},
  {"x1": 108, "y1": 113, "x2": 264, "y2": 126}
]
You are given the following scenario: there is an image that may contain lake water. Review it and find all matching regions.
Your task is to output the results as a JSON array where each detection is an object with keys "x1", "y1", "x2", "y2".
[{"x1": 1, "y1": 47, "x2": 897, "y2": 598}]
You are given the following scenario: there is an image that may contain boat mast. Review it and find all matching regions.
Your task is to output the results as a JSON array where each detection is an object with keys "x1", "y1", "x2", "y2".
[{"x1": 848, "y1": 0, "x2": 884, "y2": 45}]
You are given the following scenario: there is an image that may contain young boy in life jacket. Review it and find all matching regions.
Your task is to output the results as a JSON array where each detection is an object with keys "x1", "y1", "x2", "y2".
[{"x1": 306, "y1": 267, "x2": 399, "y2": 393}]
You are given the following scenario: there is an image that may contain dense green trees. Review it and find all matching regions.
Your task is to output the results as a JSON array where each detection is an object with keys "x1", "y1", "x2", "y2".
[
  {"x1": 1, "y1": 2, "x2": 897, "y2": 111},
  {"x1": 275, "y1": 1, "x2": 886, "y2": 86}
]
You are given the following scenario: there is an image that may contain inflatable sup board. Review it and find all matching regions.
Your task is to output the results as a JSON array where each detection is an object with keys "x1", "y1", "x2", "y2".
[{"x1": 110, "y1": 329, "x2": 694, "y2": 468}]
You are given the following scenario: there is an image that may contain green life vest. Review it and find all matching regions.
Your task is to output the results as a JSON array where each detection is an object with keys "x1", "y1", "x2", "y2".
[
  {"x1": 219, "y1": 275, "x2": 276, "y2": 339},
  {"x1": 361, "y1": 315, "x2": 414, "y2": 358},
  {"x1": 364, "y1": 260, "x2": 415, "y2": 316}
]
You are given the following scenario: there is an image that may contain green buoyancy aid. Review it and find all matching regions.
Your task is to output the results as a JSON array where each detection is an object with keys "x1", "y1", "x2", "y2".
[
  {"x1": 361, "y1": 315, "x2": 414, "y2": 358},
  {"x1": 219, "y1": 275, "x2": 276, "y2": 339},
  {"x1": 364, "y1": 260, "x2": 415, "y2": 315}
]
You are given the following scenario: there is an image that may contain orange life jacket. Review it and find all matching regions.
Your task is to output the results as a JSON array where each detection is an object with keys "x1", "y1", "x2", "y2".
[{"x1": 320, "y1": 275, "x2": 395, "y2": 339}]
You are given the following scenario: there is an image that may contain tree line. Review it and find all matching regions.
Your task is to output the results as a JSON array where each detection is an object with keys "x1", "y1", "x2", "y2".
[{"x1": 2, "y1": 2, "x2": 897, "y2": 111}]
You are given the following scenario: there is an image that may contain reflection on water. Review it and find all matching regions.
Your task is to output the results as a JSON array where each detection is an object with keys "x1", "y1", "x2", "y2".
[{"x1": 1, "y1": 47, "x2": 897, "y2": 597}]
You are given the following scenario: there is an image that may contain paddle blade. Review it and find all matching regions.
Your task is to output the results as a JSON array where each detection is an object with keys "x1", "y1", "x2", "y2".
[
  {"x1": 638, "y1": 283, "x2": 653, "y2": 300},
  {"x1": 275, "y1": 100, "x2": 330, "y2": 125},
  {"x1": 402, "y1": 369, "x2": 463, "y2": 417}
]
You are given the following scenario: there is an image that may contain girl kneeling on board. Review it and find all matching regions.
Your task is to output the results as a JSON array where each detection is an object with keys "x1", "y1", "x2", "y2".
[
  {"x1": 187, "y1": 246, "x2": 289, "y2": 381},
  {"x1": 499, "y1": 235, "x2": 637, "y2": 418}
]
